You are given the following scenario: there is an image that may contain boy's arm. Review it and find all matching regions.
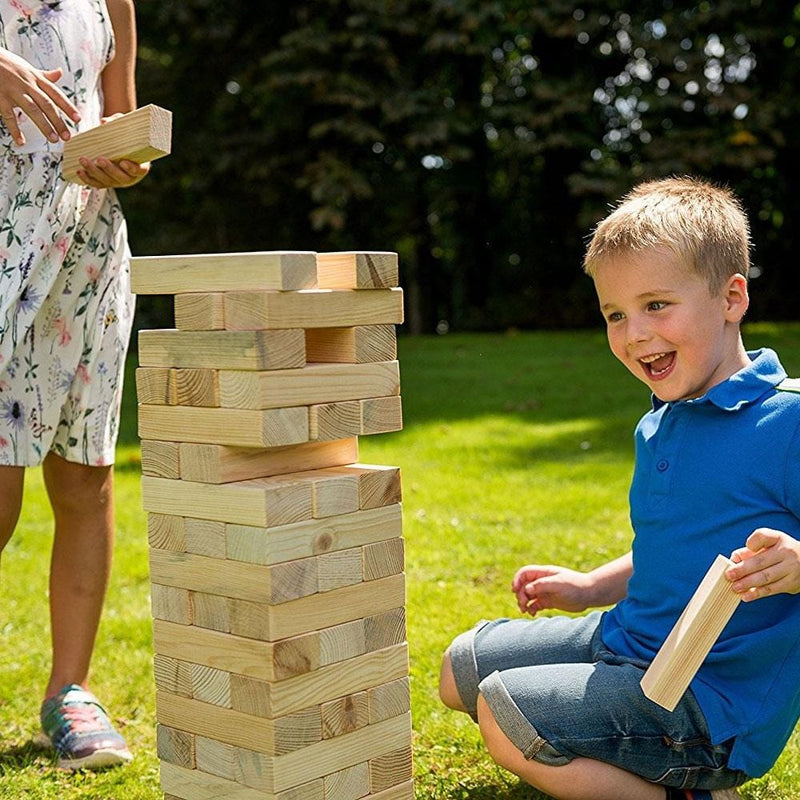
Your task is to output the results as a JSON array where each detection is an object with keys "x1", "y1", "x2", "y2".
[
  {"x1": 513, "y1": 551, "x2": 632, "y2": 616},
  {"x1": 726, "y1": 528, "x2": 800, "y2": 601}
]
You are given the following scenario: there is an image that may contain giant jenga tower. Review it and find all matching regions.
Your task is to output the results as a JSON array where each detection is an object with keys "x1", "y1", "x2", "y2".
[{"x1": 131, "y1": 251, "x2": 412, "y2": 800}]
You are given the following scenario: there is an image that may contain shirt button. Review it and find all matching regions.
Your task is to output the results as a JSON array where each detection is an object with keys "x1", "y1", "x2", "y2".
[{"x1": 657, "y1": 459, "x2": 669, "y2": 472}]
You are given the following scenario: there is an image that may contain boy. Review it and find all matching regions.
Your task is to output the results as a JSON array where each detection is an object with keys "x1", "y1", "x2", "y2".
[{"x1": 438, "y1": 177, "x2": 800, "y2": 800}]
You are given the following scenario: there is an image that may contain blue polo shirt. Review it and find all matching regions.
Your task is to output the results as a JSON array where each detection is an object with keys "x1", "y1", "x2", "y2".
[{"x1": 601, "y1": 348, "x2": 800, "y2": 777}]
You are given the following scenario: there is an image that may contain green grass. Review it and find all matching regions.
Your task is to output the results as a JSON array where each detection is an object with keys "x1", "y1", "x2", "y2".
[{"x1": 0, "y1": 323, "x2": 799, "y2": 798}]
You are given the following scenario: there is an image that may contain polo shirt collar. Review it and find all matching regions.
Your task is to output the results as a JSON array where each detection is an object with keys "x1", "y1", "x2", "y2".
[{"x1": 652, "y1": 348, "x2": 787, "y2": 412}]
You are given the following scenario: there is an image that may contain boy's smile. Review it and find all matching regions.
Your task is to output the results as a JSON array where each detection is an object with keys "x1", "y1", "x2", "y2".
[{"x1": 593, "y1": 248, "x2": 750, "y2": 402}]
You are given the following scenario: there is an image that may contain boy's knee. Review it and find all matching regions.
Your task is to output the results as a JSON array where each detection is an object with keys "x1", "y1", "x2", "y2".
[
  {"x1": 438, "y1": 648, "x2": 466, "y2": 711},
  {"x1": 477, "y1": 694, "x2": 519, "y2": 771}
]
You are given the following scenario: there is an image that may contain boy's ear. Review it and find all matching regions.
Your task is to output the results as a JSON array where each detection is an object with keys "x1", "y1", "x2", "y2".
[{"x1": 723, "y1": 273, "x2": 750, "y2": 323}]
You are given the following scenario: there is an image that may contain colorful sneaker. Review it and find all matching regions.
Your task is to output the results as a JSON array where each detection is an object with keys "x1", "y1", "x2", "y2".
[{"x1": 39, "y1": 684, "x2": 132, "y2": 770}]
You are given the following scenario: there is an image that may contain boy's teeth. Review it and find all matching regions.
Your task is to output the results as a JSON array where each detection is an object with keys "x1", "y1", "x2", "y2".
[{"x1": 641, "y1": 353, "x2": 666, "y2": 363}]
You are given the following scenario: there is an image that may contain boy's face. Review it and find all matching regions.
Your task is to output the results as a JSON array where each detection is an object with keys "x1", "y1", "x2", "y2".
[{"x1": 593, "y1": 248, "x2": 749, "y2": 402}]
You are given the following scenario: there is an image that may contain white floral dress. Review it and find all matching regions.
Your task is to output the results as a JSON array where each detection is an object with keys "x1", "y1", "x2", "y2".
[{"x1": 0, "y1": 0, "x2": 134, "y2": 466}]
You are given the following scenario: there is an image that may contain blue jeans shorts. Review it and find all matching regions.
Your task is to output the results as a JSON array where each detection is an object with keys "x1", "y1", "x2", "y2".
[{"x1": 448, "y1": 611, "x2": 748, "y2": 791}]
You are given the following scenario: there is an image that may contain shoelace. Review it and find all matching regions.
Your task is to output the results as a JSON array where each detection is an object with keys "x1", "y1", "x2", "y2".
[{"x1": 58, "y1": 703, "x2": 107, "y2": 735}]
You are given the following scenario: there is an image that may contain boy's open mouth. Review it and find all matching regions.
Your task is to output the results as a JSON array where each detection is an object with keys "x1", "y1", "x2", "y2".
[{"x1": 640, "y1": 351, "x2": 675, "y2": 379}]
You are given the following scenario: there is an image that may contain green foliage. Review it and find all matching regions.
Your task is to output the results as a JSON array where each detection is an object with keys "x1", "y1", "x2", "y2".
[
  {"x1": 1, "y1": 324, "x2": 799, "y2": 797},
  {"x1": 126, "y1": 2, "x2": 800, "y2": 332}
]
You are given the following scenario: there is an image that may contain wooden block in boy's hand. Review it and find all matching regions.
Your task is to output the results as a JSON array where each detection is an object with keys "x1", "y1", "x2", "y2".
[
  {"x1": 62, "y1": 104, "x2": 172, "y2": 183},
  {"x1": 641, "y1": 554, "x2": 741, "y2": 711}
]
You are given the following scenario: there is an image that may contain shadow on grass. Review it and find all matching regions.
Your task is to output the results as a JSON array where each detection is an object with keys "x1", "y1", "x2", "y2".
[{"x1": 0, "y1": 738, "x2": 52, "y2": 772}]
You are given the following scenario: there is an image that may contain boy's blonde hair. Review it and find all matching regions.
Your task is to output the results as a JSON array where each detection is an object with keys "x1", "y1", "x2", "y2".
[{"x1": 583, "y1": 176, "x2": 751, "y2": 291}]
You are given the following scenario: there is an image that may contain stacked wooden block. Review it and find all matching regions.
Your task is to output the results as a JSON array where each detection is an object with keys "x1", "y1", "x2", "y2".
[{"x1": 132, "y1": 251, "x2": 412, "y2": 800}]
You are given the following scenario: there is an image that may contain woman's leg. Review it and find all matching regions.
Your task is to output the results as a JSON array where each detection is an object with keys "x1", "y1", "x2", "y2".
[
  {"x1": 0, "y1": 464, "x2": 25, "y2": 559},
  {"x1": 477, "y1": 694, "x2": 666, "y2": 800},
  {"x1": 42, "y1": 452, "x2": 115, "y2": 698}
]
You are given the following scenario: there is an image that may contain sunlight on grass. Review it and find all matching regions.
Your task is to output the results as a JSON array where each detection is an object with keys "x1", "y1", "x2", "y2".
[{"x1": 0, "y1": 325, "x2": 798, "y2": 798}]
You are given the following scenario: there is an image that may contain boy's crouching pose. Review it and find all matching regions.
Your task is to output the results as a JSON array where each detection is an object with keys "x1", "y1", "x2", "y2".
[{"x1": 439, "y1": 177, "x2": 800, "y2": 800}]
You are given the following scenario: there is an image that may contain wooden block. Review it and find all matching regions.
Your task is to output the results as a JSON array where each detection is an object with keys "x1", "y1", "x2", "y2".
[
  {"x1": 370, "y1": 745, "x2": 413, "y2": 793},
  {"x1": 174, "y1": 292, "x2": 225, "y2": 330},
  {"x1": 174, "y1": 369, "x2": 220, "y2": 407},
  {"x1": 226, "y1": 504, "x2": 402, "y2": 566},
  {"x1": 317, "y1": 548, "x2": 363, "y2": 592},
  {"x1": 316, "y1": 251, "x2": 398, "y2": 289},
  {"x1": 131, "y1": 251, "x2": 317, "y2": 295},
  {"x1": 271, "y1": 632, "x2": 321, "y2": 680},
  {"x1": 218, "y1": 360, "x2": 400, "y2": 410},
  {"x1": 321, "y1": 692, "x2": 369, "y2": 739},
  {"x1": 304, "y1": 325, "x2": 397, "y2": 364},
  {"x1": 224, "y1": 288, "x2": 404, "y2": 330},
  {"x1": 62, "y1": 104, "x2": 171, "y2": 183},
  {"x1": 184, "y1": 518, "x2": 227, "y2": 558},
  {"x1": 369, "y1": 780, "x2": 414, "y2": 800},
  {"x1": 138, "y1": 329, "x2": 305, "y2": 371},
  {"x1": 143, "y1": 474, "x2": 313, "y2": 527},
  {"x1": 141, "y1": 440, "x2": 181, "y2": 479},
  {"x1": 363, "y1": 538, "x2": 404, "y2": 581},
  {"x1": 148, "y1": 513, "x2": 186, "y2": 551},
  {"x1": 153, "y1": 654, "x2": 193, "y2": 698},
  {"x1": 179, "y1": 438, "x2": 359, "y2": 485},
  {"x1": 306, "y1": 471, "x2": 359, "y2": 518},
  {"x1": 368, "y1": 678, "x2": 411, "y2": 725},
  {"x1": 156, "y1": 691, "x2": 322, "y2": 756},
  {"x1": 309, "y1": 397, "x2": 402, "y2": 441},
  {"x1": 342, "y1": 464, "x2": 401, "y2": 509},
  {"x1": 191, "y1": 663, "x2": 231, "y2": 708},
  {"x1": 365, "y1": 607, "x2": 406, "y2": 652},
  {"x1": 151, "y1": 583, "x2": 193, "y2": 624},
  {"x1": 269, "y1": 712, "x2": 411, "y2": 793},
  {"x1": 318, "y1": 619, "x2": 366, "y2": 667},
  {"x1": 149, "y1": 550, "x2": 317, "y2": 606},
  {"x1": 323, "y1": 761, "x2": 369, "y2": 800},
  {"x1": 192, "y1": 591, "x2": 230, "y2": 633},
  {"x1": 136, "y1": 367, "x2": 176, "y2": 404},
  {"x1": 157, "y1": 724, "x2": 195, "y2": 769},
  {"x1": 195, "y1": 735, "x2": 236, "y2": 780},
  {"x1": 138, "y1": 405, "x2": 309, "y2": 449},
  {"x1": 360, "y1": 396, "x2": 403, "y2": 435},
  {"x1": 641, "y1": 554, "x2": 741, "y2": 711},
  {"x1": 227, "y1": 644, "x2": 408, "y2": 725}
]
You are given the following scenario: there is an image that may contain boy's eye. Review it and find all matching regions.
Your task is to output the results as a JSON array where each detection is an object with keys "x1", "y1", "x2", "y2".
[
  {"x1": 607, "y1": 311, "x2": 624, "y2": 323},
  {"x1": 647, "y1": 301, "x2": 667, "y2": 311}
]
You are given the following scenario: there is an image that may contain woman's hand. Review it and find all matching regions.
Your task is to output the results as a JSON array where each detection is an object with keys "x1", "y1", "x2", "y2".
[
  {"x1": 75, "y1": 156, "x2": 149, "y2": 189},
  {"x1": 0, "y1": 48, "x2": 80, "y2": 145},
  {"x1": 727, "y1": 528, "x2": 800, "y2": 601}
]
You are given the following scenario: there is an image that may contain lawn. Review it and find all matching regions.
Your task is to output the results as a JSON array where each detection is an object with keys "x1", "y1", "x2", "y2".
[{"x1": 0, "y1": 323, "x2": 798, "y2": 799}]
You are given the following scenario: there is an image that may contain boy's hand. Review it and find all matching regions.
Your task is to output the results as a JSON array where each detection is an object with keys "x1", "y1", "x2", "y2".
[
  {"x1": 727, "y1": 528, "x2": 800, "y2": 601},
  {"x1": 0, "y1": 48, "x2": 80, "y2": 145},
  {"x1": 512, "y1": 565, "x2": 591, "y2": 616}
]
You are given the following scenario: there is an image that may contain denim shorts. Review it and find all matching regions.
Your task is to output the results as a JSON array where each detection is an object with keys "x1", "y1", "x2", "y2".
[{"x1": 448, "y1": 611, "x2": 748, "y2": 791}]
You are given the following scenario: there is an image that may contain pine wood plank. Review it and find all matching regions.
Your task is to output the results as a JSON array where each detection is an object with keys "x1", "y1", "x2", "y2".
[
  {"x1": 317, "y1": 548, "x2": 363, "y2": 592},
  {"x1": 142, "y1": 474, "x2": 313, "y2": 527},
  {"x1": 157, "y1": 724, "x2": 195, "y2": 769},
  {"x1": 136, "y1": 367, "x2": 176, "y2": 405},
  {"x1": 138, "y1": 405, "x2": 309, "y2": 448},
  {"x1": 141, "y1": 440, "x2": 181, "y2": 479},
  {"x1": 640, "y1": 554, "x2": 741, "y2": 711},
  {"x1": 174, "y1": 292, "x2": 225, "y2": 330},
  {"x1": 153, "y1": 654, "x2": 193, "y2": 698},
  {"x1": 192, "y1": 591, "x2": 231, "y2": 633},
  {"x1": 223, "y1": 288, "x2": 404, "y2": 330},
  {"x1": 309, "y1": 396, "x2": 403, "y2": 440},
  {"x1": 179, "y1": 438, "x2": 358, "y2": 485},
  {"x1": 369, "y1": 745, "x2": 413, "y2": 794},
  {"x1": 365, "y1": 608, "x2": 406, "y2": 652},
  {"x1": 320, "y1": 692, "x2": 369, "y2": 740},
  {"x1": 218, "y1": 360, "x2": 400, "y2": 410},
  {"x1": 191, "y1": 663, "x2": 231, "y2": 708},
  {"x1": 318, "y1": 619, "x2": 366, "y2": 667},
  {"x1": 226, "y1": 504, "x2": 402, "y2": 566},
  {"x1": 174, "y1": 368, "x2": 220, "y2": 406},
  {"x1": 148, "y1": 513, "x2": 186, "y2": 551},
  {"x1": 195, "y1": 735, "x2": 237, "y2": 780},
  {"x1": 363, "y1": 538, "x2": 404, "y2": 582},
  {"x1": 368, "y1": 779, "x2": 414, "y2": 800},
  {"x1": 367, "y1": 678, "x2": 411, "y2": 725},
  {"x1": 156, "y1": 692, "x2": 322, "y2": 756},
  {"x1": 131, "y1": 251, "x2": 317, "y2": 295},
  {"x1": 316, "y1": 251, "x2": 398, "y2": 289},
  {"x1": 151, "y1": 584, "x2": 193, "y2": 625},
  {"x1": 184, "y1": 518, "x2": 227, "y2": 558},
  {"x1": 305, "y1": 325, "x2": 397, "y2": 364},
  {"x1": 323, "y1": 761, "x2": 369, "y2": 800},
  {"x1": 62, "y1": 104, "x2": 172, "y2": 183},
  {"x1": 138, "y1": 329, "x2": 306, "y2": 371}
]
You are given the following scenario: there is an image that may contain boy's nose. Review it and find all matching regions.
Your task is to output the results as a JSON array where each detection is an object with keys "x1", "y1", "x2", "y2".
[{"x1": 626, "y1": 316, "x2": 651, "y2": 346}]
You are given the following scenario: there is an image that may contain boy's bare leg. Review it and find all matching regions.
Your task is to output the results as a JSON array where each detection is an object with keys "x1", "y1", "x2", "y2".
[
  {"x1": 0, "y1": 465, "x2": 25, "y2": 558},
  {"x1": 438, "y1": 649, "x2": 468, "y2": 712},
  {"x1": 476, "y1": 694, "x2": 665, "y2": 800},
  {"x1": 42, "y1": 452, "x2": 115, "y2": 699}
]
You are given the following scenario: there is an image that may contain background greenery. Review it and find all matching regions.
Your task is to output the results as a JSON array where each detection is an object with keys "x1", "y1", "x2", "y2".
[
  {"x1": 0, "y1": 323, "x2": 798, "y2": 798},
  {"x1": 127, "y1": 1, "x2": 800, "y2": 333}
]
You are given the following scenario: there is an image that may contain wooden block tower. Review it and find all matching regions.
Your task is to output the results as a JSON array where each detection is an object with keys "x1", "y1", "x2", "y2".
[{"x1": 132, "y1": 251, "x2": 413, "y2": 800}]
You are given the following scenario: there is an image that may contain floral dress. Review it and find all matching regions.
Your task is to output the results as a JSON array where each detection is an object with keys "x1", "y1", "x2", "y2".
[{"x1": 0, "y1": 0, "x2": 134, "y2": 466}]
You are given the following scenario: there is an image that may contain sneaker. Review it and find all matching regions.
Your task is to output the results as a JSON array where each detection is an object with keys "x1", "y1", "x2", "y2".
[{"x1": 39, "y1": 684, "x2": 132, "y2": 770}]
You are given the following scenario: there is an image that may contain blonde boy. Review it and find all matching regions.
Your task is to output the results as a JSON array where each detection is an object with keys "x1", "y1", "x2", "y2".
[{"x1": 439, "y1": 177, "x2": 800, "y2": 800}]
